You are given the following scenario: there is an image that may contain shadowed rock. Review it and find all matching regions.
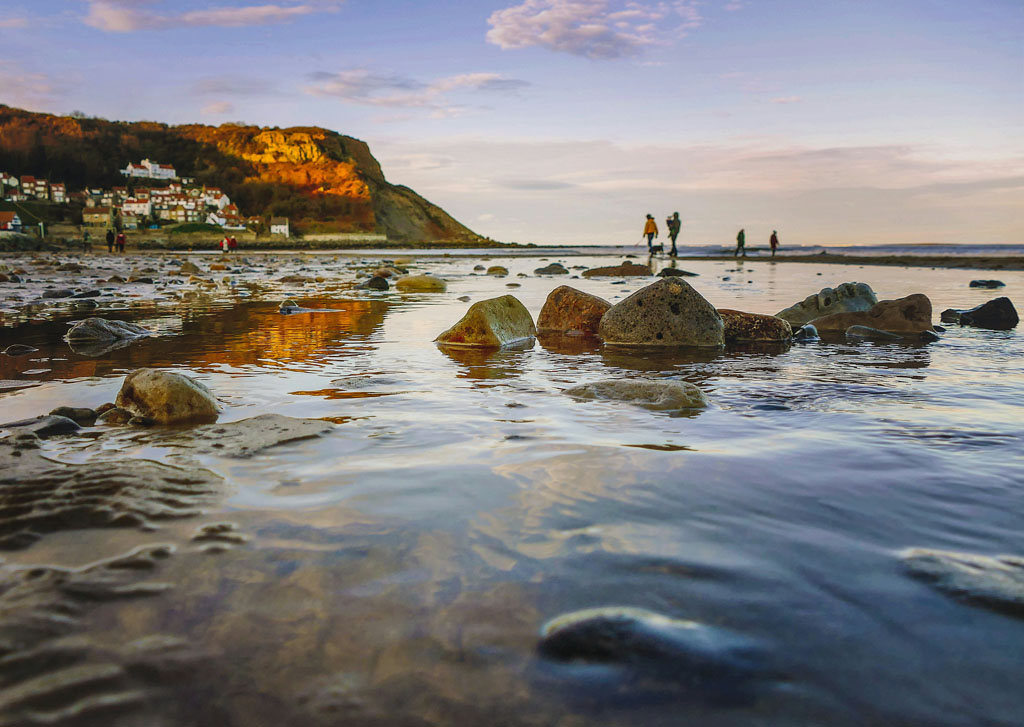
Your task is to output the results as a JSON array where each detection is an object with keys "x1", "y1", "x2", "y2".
[
  {"x1": 809, "y1": 293, "x2": 933, "y2": 336},
  {"x1": 845, "y1": 325, "x2": 904, "y2": 341},
  {"x1": 954, "y1": 297, "x2": 1018, "y2": 330},
  {"x1": 0, "y1": 415, "x2": 80, "y2": 439},
  {"x1": 901, "y1": 548, "x2": 1024, "y2": 618},
  {"x1": 565, "y1": 379, "x2": 708, "y2": 410},
  {"x1": 776, "y1": 282, "x2": 877, "y2": 326},
  {"x1": 534, "y1": 263, "x2": 568, "y2": 275},
  {"x1": 156, "y1": 413, "x2": 333, "y2": 458},
  {"x1": 65, "y1": 317, "x2": 150, "y2": 344},
  {"x1": 657, "y1": 268, "x2": 699, "y2": 277},
  {"x1": 718, "y1": 309, "x2": 792, "y2": 343},
  {"x1": 435, "y1": 295, "x2": 536, "y2": 348},
  {"x1": 599, "y1": 279, "x2": 724, "y2": 347},
  {"x1": 582, "y1": 261, "x2": 652, "y2": 278},
  {"x1": 537, "y1": 286, "x2": 610, "y2": 335},
  {"x1": 116, "y1": 369, "x2": 220, "y2": 425},
  {"x1": 969, "y1": 280, "x2": 1005, "y2": 288}
]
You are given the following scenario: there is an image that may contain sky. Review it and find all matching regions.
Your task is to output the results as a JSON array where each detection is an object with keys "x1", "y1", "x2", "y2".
[{"x1": 0, "y1": 0, "x2": 1021, "y2": 246}]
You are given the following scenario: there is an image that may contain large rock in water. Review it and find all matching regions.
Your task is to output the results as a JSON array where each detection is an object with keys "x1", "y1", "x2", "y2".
[
  {"x1": 115, "y1": 368, "x2": 220, "y2": 424},
  {"x1": 537, "y1": 286, "x2": 611, "y2": 335},
  {"x1": 957, "y1": 297, "x2": 1018, "y2": 330},
  {"x1": 776, "y1": 282, "x2": 877, "y2": 326},
  {"x1": 717, "y1": 309, "x2": 792, "y2": 342},
  {"x1": 598, "y1": 279, "x2": 724, "y2": 347},
  {"x1": 435, "y1": 295, "x2": 536, "y2": 347},
  {"x1": 565, "y1": 379, "x2": 708, "y2": 410},
  {"x1": 582, "y1": 261, "x2": 651, "y2": 278},
  {"x1": 395, "y1": 274, "x2": 447, "y2": 292},
  {"x1": 808, "y1": 293, "x2": 933, "y2": 335},
  {"x1": 65, "y1": 317, "x2": 149, "y2": 342},
  {"x1": 901, "y1": 548, "x2": 1024, "y2": 618}
]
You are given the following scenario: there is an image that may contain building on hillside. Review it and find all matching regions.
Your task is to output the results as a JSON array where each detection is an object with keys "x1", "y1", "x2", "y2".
[
  {"x1": 0, "y1": 172, "x2": 18, "y2": 190},
  {"x1": 121, "y1": 197, "x2": 152, "y2": 217},
  {"x1": 0, "y1": 212, "x2": 23, "y2": 232},
  {"x1": 50, "y1": 183, "x2": 66, "y2": 203},
  {"x1": 120, "y1": 212, "x2": 142, "y2": 230},
  {"x1": 82, "y1": 207, "x2": 114, "y2": 227},
  {"x1": 20, "y1": 176, "x2": 49, "y2": 199},
  {"x1": 121, "y1": 159, "x2": 178, "y2": 180},
  {"x1": 270, "y1": 217, "x2": 290, "y2": 237}
]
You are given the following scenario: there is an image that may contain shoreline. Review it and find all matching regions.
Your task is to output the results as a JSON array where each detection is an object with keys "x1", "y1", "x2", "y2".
[{"x1": 661, "y1": 253, "x2": 1024, "y2": 271}]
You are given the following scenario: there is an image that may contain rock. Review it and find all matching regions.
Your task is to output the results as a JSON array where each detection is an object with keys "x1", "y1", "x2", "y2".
[
  {"x1": 42, "y1": 288, "x2": 74, "y2": 299},
  {"x1": 920, "y1": 329, "x2": 940, "y2": 342},
  {"x1": 57, "y1": 262, "x2": 83, "y2": 272},
  {"x1": 534, "y1": 262, "x2": 569, "y2": 275},
  {"x1": 157, "y1": 413, "x2": 333, "y2": 457},
  {"x1": 486, "y1": 265, "x2": 509, "y2": 276},
  {"x1": 657, "y1": 268, "x2": 699, "y2": 277},
  {"x1": 2, "y1": 344, "x2": 38, "y2": 356},
  {"x1": 809, "y1": 293, "x2": 933, "y2": 336},
  {"x1": 279, "y1": 298, "x2": 301, "y2": 313},
  {"x1": 457, "y1": 295, "x2": 470, "y2": 302},
  {"x1": 128, "y1": 276, "x2": 154, "y2": 284},
  {"x1": 49, "y1": 407, "x2": 98, "y2": 426},
  {"x1": 65, "y1": 317, "x2": 150, "y2": 342},
  {"x1": 957, "y1": 297, "x2": 1018, "y2": 330},
  {"x1": 71, "y1": 289, "x2": 101, "y2": 298},
  {"x1": 0, "y1": 273, "x2": 7, "y2": 282},
  {"x1": 0, "y1": 415, "x2": 80, "y2": 439},
  {"x1": 582, "y1": 261, "x2": 652, "y2": 278},
  {"x1": 0, "y1": 380, "x2": 39, "y2": 392},
  {"x1": 792, "y1": 324, "x2": 820, "y2": 342},
  {"x1": 115, "y1": 369, "x2": 220, "y2": 424},
  {"x1": 356, "y1": 275, "x2": 389, "y2": 291},
  {"x1": 565, "y1": 379, "x2": 708, "y2": 410},
  {"x1": 473, "y1": 264, "x2": 485, "y2": 271},
  {"x1": 845, "y1": 325, "x2": 904, "y2": 341},
  {"x1": 395, "y1": 274, "x2": 447, "y2": 292},
  {"x1": 969, "y1": 280, "x2": 1005, "y2": 288},
  {"x1": 775, "y1": 282, "x2": 877, "y2": 326},
  {"x1": 537, "y1": 286, "x2": 611, "y2": 335},
  {"x1": 901, "y1": 548, "x2": 1024, "y2": 618},
  {"x1": 96, "y1": 407, "x2": 133, "y2": 425},
  {"x1": 210, "y1": 263, "x2": 227, "y2": 271},
  {"x1": 435, "y1": 295, "x2": 536, "y2": 348},
  {"x1": 717, "y1": 309, "x2": 792, "y2": 343},
  {"x1": 278, "y1": 274, "x2": 312, "y2": 283},
  {"x1": 598, "y1": 279, "x2": 724, "y2": 347},
  {"x1": 940, "y1": 309, "x2": 962, "y2": 324},
  {"x1": 179, "y1": 261, "x2": 201, "y2": 274}
]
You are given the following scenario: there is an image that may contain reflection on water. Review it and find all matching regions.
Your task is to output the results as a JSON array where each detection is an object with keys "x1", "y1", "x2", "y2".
[{"x1": 0, "y1": 253, "x2": 1022, "y2": 726}]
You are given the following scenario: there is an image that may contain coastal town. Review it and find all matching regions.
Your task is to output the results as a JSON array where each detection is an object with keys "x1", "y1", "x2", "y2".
[{"x1": 0, "y1": 159, "x2": 288, "y2": 237}]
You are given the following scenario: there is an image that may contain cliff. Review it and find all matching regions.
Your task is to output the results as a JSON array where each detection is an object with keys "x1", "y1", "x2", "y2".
[{"x1": 0, "y1": 105, "x2": 481, "y2": 242}]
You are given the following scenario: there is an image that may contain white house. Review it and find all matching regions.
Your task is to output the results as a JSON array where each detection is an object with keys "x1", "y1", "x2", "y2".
[
  {"x1": 121, "y1": 197, "x2": 152, "y2": 217},
  {"x1": 270, "y1": 217, "x2": 290, "y2": 237},
  {"x1": 50, "y1": 183, "x2": 66, "y2": 203},
  {"x1": 121, "y1": 159, "x2": 178, "y2": 180}
]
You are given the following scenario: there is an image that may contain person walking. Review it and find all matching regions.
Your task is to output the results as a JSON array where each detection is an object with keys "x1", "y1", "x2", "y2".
[
  {"x1": 115, "y1": 231, "x2": 126, "y2": 253},
  {"x1": 229, "y1": 235, "x2": 238, "y2": 252},
  {"x1": 105, "y1": 228, "x2": 115, "y2": 253},
  {"x1": 770, "y1": 230, "x2": 779, "y2": 257},
  {"x1": 220, "y1": 235, "x2": 230, "y2": 254},
  {"x1": 666, "y1": 212, "x2": 681, "y2": 257},
  {"x1": 643, "y1": 214, "x2": 658, "y2": 252},
  {"x1": 734, "y1": 228, "x2": 746, "y2": 257},
  {"x1": 81, "y1": 229, "x2": 91, "y2": 253}
]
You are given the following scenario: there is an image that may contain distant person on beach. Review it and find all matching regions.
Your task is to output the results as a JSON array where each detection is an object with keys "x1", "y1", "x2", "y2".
[
  {"x1": 81, "y1": 229, "x2": 91, "y2": 252},
  {"x1": 221, "y1": 236, "x2": 230, "y2": 254},
  {"x1": 770, "y1": 230, "x2": 779, "y2": 257},
  {"x1": 115, "y1": 231, "x2": 126, "y2": 253},
  {"x1": 734, "y1": 228, "x2": 746, "y2": 257},
  {"x1": 666, "y1": 212, "x2": 681, "y2": 257},
  {"x1": 229, "y1": 235, "x2": 238, "y2": 252},
  {"x1": 105, "y1": 229, "x2": 114, "y2": 253},
  {"x1": 643, "y1": 214, "x2": 658, "y2": 252}
]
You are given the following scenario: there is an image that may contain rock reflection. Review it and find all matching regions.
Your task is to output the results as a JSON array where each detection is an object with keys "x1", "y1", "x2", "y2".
[
  {"x1": 599, "y1": 345, "x2": 723, "y2": 372},
  {"x1": 438, "y1": 341, "x2": 534, "y2": 381},
  {"x1": 537, "y1": 332, "x2": 602, "y2": 356}
]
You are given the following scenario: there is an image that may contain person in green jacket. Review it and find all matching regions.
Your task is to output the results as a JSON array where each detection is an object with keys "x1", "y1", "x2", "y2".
[
  {"x1": 666, "y1": 212, "x2": 681, "y2": 256},
  {"x1": 734, "y1": 228, "x2": 746, "y2": 257}
]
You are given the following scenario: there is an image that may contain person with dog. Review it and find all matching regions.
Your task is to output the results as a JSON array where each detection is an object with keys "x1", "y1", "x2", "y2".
[
  {"x1": 666, "y1": 212, "x2": 681, "y2": 256},
  {"x1": 643, "y1": 214, "x2": 658, "y2": 252}
]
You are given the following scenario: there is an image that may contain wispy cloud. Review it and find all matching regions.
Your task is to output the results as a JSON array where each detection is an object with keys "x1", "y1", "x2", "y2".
[
  {"x1": 305, "y1": 69, "x2": 529, "y2": 117},
  {"x1": 83, "y1": 0, "x2": 343, "y2": 33},
  {"x1": 192, "y1": 75, "x2": 278, "y2": 96},
  {"x1": 201, "y1": 101, "x2": 235, "y2": 115},
  {"x1": 0, "y1": 62, "x2": 67, "y2": 109},
  {"x1": 770, "y1": 95, "x2": 802, "y2": 104},
  {"x1": 486, "y1": 0, "x2": 702, "y2": 60},
  {"x1": 0, "y1": 16, "x2": 29, "y2": 29}
]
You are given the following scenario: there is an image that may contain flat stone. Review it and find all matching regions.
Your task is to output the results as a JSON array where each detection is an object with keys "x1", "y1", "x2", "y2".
[
  {"x1": 845, "y1": 325, "x2": 904, "y2": 341},
  {"x1": 0, "y1": 415, "x2": 80, "y2": 439},
  {"x1": 49, "y1": 407, "x2": 98, "y2": 426},
  {"x1": 809, "y1": 293, "x2": 933, "y2": 335},
  {"x1": 537, "y1": 286, "x2": 611, "y2": 335},
  {"x1": 582, "y1": 261, "x2": 652, "y2": 278},
  {"x1": 957, "y1": 297, "x2": 1018, "y2": 330},
  {"x1": 969, "y1": 280, "x2": 1005, "y2": 288},
  {"x1": 565, "y1": 379, "x2": 708, "y2": 410},
  {"x1": 65, "y1": 318, "x2": 150, "y2": 343},
  {"x1": 395, "y1": 274, "x2": 447, "y2": 292},
  {"x1": 598, "y1": 278, "x2": 724, "y2": 347},
  {"x1": 657, "y1": 268, "x2": 699, "y2": 277},
  {"x1": 901, "y1": 548, "x2": 1024, "y2": 618},
  {"x1": 158, "y1": 413, "x2": 333, "y2": 457},
  {"x1": 116, "y1": 369, "x2": 220, "y2": 425},
  {"x1": 717, "y1": 309, "x2": 792, "y2": 343},
  {"x1": 435, "y1": 295, "x2": 536, "y2": 348},
  {"x1": 776, "y1": 282, "x2": 877, "y2": 326}
]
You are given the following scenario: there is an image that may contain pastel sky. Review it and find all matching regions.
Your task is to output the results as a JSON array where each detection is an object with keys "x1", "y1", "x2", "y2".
[{"x1": 1, "y1": 0, "x2": 1021, "y2": 245}]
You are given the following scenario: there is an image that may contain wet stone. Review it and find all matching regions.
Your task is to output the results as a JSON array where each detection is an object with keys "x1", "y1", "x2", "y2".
[
  {"x1": 956, "y1": 297, "x2": 1018, "y2": 330},
  {"x1": 0, "y1": 415, "x2": 81, "y2": 440},
  {"x1": 582, "y1": 261, "x2": 652, "y2": 278},
  {"x1": 435, "y1": 295, "x2": 536, "y2": 348},
  {"x1": 116, "y1": 368, "x2": 220, "y2": 425},
  {"x1": 598, "y1": 278, "x2": 724, "y2": 347},
  {"x1": 357, "y1": 276, "x2": 389, "y2": 291},
  {"x1": 96, "y1": 407, "x2": 133, "y2": 425},
  {"x1": 775, "y1": 282, "x2": 877, "y2": 326},
  {"x1": 49, "y1": 406, "x2": 98, "y2": 426},
  {"x1": 969, "y1": 280, "x2": 1005, "y2": 288},
  {"x1": 657, "y1": 267, "x2": 699, "y2": 277},
  {"x1": 901, "y1": 548, "x2": 1024, "y2": 618},
  {"x1": 534, "y1": 262, "x2": 568, "y2": 275},
  {"x1": 537, "y1": 285, "x2": 611, "y2": 335},
  {"x1": 565, "y1": 379, "x2": 708, "y2": 411},
  {"x1": 157, "y1": 413, "x2": 333, "y2": 457},
  {"x1": 718, "y1": 309, "x2": 792, "y2": 343},
  {"x1": 41, "y1": 288, "x2": 75, "y2": 299},
  {"x1": 809, "y1": 293, "x2": 933, "y2": 336},
  {"x1": 65, "y1": 317, "x2": 150, "y2": 343},
  {"x1": 486, "y1": 265, "x2": 509, "y2": 276},
  {"x1": 845, "y1": 325, "x2": 904, "y2": 341}
]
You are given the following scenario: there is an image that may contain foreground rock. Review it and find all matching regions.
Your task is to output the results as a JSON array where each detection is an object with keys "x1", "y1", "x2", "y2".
[
  {"x1": 901, "y1": 548, "x2": 1024, "y2": 618},
  {"x1": 943, "y1": 297, "x2": 1019, "y2": 330},
  {"x1": 49, "y1": 406, "x2": 98, "y2": 426},
  {"x1": 116, "y1": 368, "x2": 220, "y2": 424},
  {"x1": 65, "y1": 317, "x2": 150, "y2": 343},
  {"x1": 582, "y1": 261, "x2": 651, "y2": 278},
  {"x1": 718, "y1": 309, "x2": 792, "y2": 343},
  {"x1": 565, "y1": 379, "x2": 708, "y2": 410},
  {"x1": 395, "y1": 274, "x2": 447, "y2": 292},
  {"x1": 598, "y1": 279, "x2": 724, "y2": 347},
  {"x1": 158, "y1": 413, "x2": 333, "y2": 457},
  {"x1": 538, "y1": 607, "x2": 764, "y2": 703},
  {"x1": 776, "y1": 282, "x2": 877, "y2": 326},
  {"x1": 537, "y1": 286, "x2": 611, "y2": 335},
  {"x1": 435, "y1": 295, "x2": 536, "y2": 347},
  {"x1": 808, "y1": 293, "x2": 933, "y2": 336}
]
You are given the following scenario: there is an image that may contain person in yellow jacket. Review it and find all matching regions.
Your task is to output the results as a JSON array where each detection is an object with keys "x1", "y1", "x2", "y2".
[{"x1": 642, "y1": 214, "x2": 658, "y2": 251}]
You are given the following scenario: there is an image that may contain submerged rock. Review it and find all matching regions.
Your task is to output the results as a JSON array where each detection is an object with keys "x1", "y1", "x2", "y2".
[
  {"x1": 42, "y1": 288, "x2": 75, "y2": 299},
  {"x1": 565, "y1": 379, "x2": 708, "y2": 410},
  {"x1": 159, "y1": 413, "x2": 333, "y2": 457},
  {"x1": 809, "y1": 293, "x2": 933, "y2": 336},
  {"x1": 537, "y1": 286, "x2": 611, "y2": 335},
  {"x1": 776, "y1": 282, "x2": 877, "y2": 326},
  {"x1": 534, "y1": 262, "x2": 569, "y2": 275},
  {"x1": 435, "y1": 295, "x2": 536, "y2": 348},
  {"x1": 96, "y1": 407, "x2": 133, "y2": 425},
  {"x1": 65, "y1": 317, "x2": 150, "y2": 343},
  {"x1": 0, "y1": 415, "x2": 81, "y2": 439},
  {"x1": 792, "y1": 324, "x2": 820, "y2": 342},
  {"x1": 395, "y1": 274, "x2": 447, "y2": 292},
  {"x1": 49, "y1": 406, "x2": 98, "y2": 426},
  {"x1": 598, "y1": 279, "x2": 724, "y2": 347},
  {"x1": 657, "y1": 268, "x2": 699, "y2": 277},
  {"x1": 718, "y1": 309, "x2": 792, "y2": 343},
  {"x1": 956, "y1": 297, "x2": 1019, "y2": 330},
  {"x1": 116, "y1": 368, "x2": 220, "y2": 425},
  {"x1": 2, "y1": 344, "x2": 38, "y2": 356},
  {"x1": 582, "y1": 261, "x2": 652, "y2": 278},
  {"x1": 845, "y1": 325, "x2": 904, "y2": 341},
  {"x1": 901, "y1": 548, "x2": 1024, "y2": 618},
  {"x1": 969, "y1": 280, "x2": 1005, "y2": 288}
]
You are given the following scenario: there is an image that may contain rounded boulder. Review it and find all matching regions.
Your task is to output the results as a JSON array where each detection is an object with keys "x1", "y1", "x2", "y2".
[
  {"x1": 598, "y1": 278, "x2": 724, "y2": 347},
  {"x1": 435, "y1": 295, "x2": 536, "y2": 348},
  {"x1": 115, "y1": 368, "x2": 220, "y2": 424},
  {"x1": 537, "y1": 286, "x2": 611, "y2": 335},
  {"x1": 395, "y1": 274, "x2": 447, "y2": 292}
]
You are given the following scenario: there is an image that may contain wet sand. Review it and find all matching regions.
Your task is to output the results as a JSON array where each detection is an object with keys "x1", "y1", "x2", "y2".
[{"x1": 665, "y1": 253, "x2": 1024, "y2": 270}]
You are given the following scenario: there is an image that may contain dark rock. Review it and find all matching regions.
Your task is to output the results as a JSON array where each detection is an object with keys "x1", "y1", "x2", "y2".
[
  {"x1": 901, "y1": 548, "x2": 1024, "y2": 618},
  {"x1": 969, "y1": 280, "x2": 1005, "y2": 288},
  {"x1": 920, "y1": 329, "x2": 940, "y2": 342},
  {"x1": 792, "y1": 324, "x2": 820, "y2": 342},
  {"x1": 957, "y1": 297, "x2": 1018, "y2": 330},
  {"x1": 582, "y1": 261, "x2": 652, "y2": 278},
  {"x1": 96, "y1": 407, "x2": 133, "y2": 425},
  {"x1": 71, "y1": 289, "x2": 102, "y2": 298},
  {"x1": 65, "y1": 317, "x2": 150, "y2": 342},
  {"x1": 534, "y1": 263, "x2": 568, "y2": 275},
  {"x1": 357, "y1": 276, "x2": 389, "y2": 291},
  {"x1": 810, "y1": 293, "x2": 933, "y2": 335},
  {"x1": 156, "y1": 414, "x2": 333, "y2": 457},
  {"x1": 42, "y1": 288, "x2": 75, "y2": 299},
  {"x1": 2, "y1": 344, "x2": 38, "y2": 356},
  {"x1": 845, "y1": 325, "x2": 903, "y2": 341},
  {"x1": 0, "y1": 415, "x2": 80, "y2": 439},
  {"x1": 598, "y1": 278, "x2": 724, "y2": 347},
  {"x1": 940, "y1": 308, "x2": 961, "y2": 324},
  {"x1": 718, "y1": 309, "x2": 792, "y2": 343},
  {"x1": 933, "y1": 324, "x2": 946, "y2": 332},
  {"x1": 49, "y1": 407, "x2": 98, "y2": 426},
  {"x1": 657, "y1": 268, "x2": 699, "y2": 277}
]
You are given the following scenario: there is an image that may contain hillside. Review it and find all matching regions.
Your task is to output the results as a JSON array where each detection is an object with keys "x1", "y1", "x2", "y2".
[{"x1": 0, "y1": 105, "x2": 481, "y2": 242}]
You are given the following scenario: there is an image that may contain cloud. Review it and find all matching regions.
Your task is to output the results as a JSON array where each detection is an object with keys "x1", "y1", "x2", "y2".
[
  {"x1": 0, "y1": 17, "x2": 29, "y2": 29},
  {"x1": 486, "y1": 0, "x2": 702, "y2": 59},
  {"x1": 770, "y1": 96, "x2": 802, "y2": 104},
  {"x1": 193, "y1": 76, "x2": 278, "y2": 96},
  {"x1": 305, "y1": 69, "x2": 529, "y2": 115},
  {"x1": 0, "y1": 62, "x2": 67, "y2": 109},
  {"x1": 201, "y1": 101, "x2": 235, "y2": 115},
  {"x1": 498, "y1": 178, "x2": 577, "y2": 190},
  {"x1": 83, "y1": 0, "x2": 343, "y2": 32}
]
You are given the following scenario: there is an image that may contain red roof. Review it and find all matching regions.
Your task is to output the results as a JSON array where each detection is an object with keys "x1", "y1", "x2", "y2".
[
  {"x1": 85, "y1": 206, "x2": 112, "y2": 215},
  {"x1": 0, "y1": 212, "x2": 17, "y2": 224}
]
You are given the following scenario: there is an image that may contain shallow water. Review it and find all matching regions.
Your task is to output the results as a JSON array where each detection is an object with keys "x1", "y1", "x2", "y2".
[{"x1": 1, "y1": 252, "x2": 1022, "y2": 726}]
